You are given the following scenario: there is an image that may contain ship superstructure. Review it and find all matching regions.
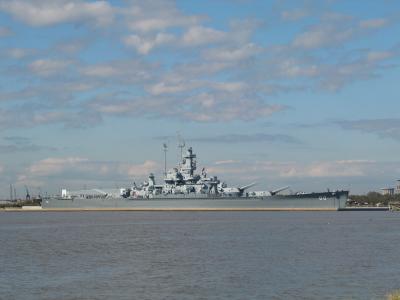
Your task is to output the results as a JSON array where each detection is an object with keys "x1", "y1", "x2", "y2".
[{"x1": 120, "y1": 147, "x2": 256, "y2": 199}]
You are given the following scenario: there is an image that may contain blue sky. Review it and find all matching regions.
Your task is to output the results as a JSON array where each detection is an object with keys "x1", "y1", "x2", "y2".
[{"x1": 1, "y1": 0, "x2": 400, "y2": 198}]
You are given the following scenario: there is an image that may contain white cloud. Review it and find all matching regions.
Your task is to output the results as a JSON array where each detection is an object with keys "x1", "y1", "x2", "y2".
[
  {"x1": 318, "y1": 48, "x2": 397, "y2": 91},
  {"x1": 173, "y1": 61, "x2": 231, "y2": 77},
  {"x1": 359, "y1": 18, "x2": 387, "y2": 29},
  {"x1": 92, "y1": 101, "x2": 136, "y2": 114},
  {"x1": 191, "y1": 133, "x2": 299, "y2": 144},
  {"x1": 18, "y1": 157, "x2": 159, "y2": 188},
  {"x1": 5, "y1": 47, "x2": 35, "y2": 59},
  {"x1": 293, "y1": 24, "x2": 354, "y2": 49},
  {"x1": 292, "y1": 15, "x2": 389, "y2": 49},
  {"x1": 366, "y1": 51, "x2": 393, "y2": 62},
  {"x1": 182, "y1": 93, "x2": 284, "y2": 122},
  {"x1": 195, "y1": 93, "x2": 215, "y2": 109},
  {"x1": 336, "y1": 118, "x2": 400, "y2": 141},
  {"x1": 55, "y1": 39, "x2": 90, "y2": 54},
  {"x1": 182, "y1": 26, "x2": 228, "y2": 46},
  {"x1": 123, "y1": 32, "x2": 176, "y2": 54},
  {"x1": 78, "y1": 60, "x2": 158, "y2": 87},
  {"x1": 0, "y1": 0, "x2": 114, "y2": 27},
  {"x1": 89, "y1": 90, "x2": 285, "y2": 123},
  {"x1": 125, "y1": 160, "x2": 158, "y2": 177},
  {"x1": 0, "y1": 109, "x2": 67, "y2": 129},
  {"x1": 278, "y1": 59, "x2": 320, "y2": 77},
  {"x1": 302, "y1": 160, "x2": 371, "y2": 177},
  {"x1": 0, "y1": 0, "x2": 397, "y2": 131},
  {"x1": 203, "y1": 43, "x2": 262, "y2": 61},
  {"x1": 147, "y1": 80, "x2": 202, "y2": 96},
  {"x1": 29, "y1": 59, "x2": 70, "y2": 76},
  {"x1": 28, "y1": 157, "x2": 89, "y2": 176},
  {"x1": 124, "y1": 1, "x2": 204, "y2": 33},
  {"x1": 0, "y1": 138, "x2": 56, "y2": 153},
  {"x1": 209, "y1": 159, "x2": 378, "y2": 179},
  {"x1": 211, "y1": 82, "x2": 248, "y2": 93},
  {"x1": 32, "y1": 111, "x2": 65, "y2": 124},
  {"x1": 280, "y1": 159, "x2": 382, "y2": 178},
  {"x1": 127, "y1": 14, "x2": 202, "y2": 33},
  {"x1": 122, "y1": 20, "x2": 250, "y2": 55}
]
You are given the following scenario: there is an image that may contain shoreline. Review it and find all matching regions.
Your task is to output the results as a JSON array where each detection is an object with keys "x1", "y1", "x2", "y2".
[{"x1": 0, "y1": 206, "x2": 390, "y2": 212}]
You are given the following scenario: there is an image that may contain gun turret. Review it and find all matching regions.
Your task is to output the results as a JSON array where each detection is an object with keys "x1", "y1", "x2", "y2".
[
  {"x1": 270, "y1": 186, "x2": 289, "y2": 195},
  {"x1": 238, "y1": 182, "x2": 257, "y2": 193}
]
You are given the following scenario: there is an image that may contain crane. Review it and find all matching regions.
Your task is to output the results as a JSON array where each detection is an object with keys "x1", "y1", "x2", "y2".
[{"x1": 25, "y1": 185, "x2": 31, "y2": 201}]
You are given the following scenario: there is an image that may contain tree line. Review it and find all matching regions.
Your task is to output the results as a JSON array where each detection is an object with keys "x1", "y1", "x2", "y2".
[{"x1": 349, "y1": 192, "x2": 400, "y2": 206}]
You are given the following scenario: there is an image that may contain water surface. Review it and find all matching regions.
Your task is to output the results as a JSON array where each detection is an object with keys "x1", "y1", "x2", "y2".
[{"x1": 1, "y1": 211, "x2": 399, "y2": 299}]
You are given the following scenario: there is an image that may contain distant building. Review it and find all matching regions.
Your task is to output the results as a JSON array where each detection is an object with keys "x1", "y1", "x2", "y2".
[
  {"x1": 396, "y1": 180, "x2": 400, "y2": 194},
  {"x1": 381, "y1": 187, "x2": 395, "y2": 196}
]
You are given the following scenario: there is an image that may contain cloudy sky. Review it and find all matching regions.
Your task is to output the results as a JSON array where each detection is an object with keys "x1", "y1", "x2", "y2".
[{"x1": 1, "y1": 0, "x2": 400, "y2": 198}]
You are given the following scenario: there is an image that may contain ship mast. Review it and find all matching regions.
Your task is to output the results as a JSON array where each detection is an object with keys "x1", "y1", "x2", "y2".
[
  {"x1": 177, "y1": 134, "x2": 185, "y2": 167},
  {"x1": 163, "y1": 143, "x2": 168, "y2": 177}
]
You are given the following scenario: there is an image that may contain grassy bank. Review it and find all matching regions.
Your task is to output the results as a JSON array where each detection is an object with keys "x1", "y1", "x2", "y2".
[
  {"x1": 0, "y1": 199, "x2": 41, "y2": 209},
  {"x1": 348, "y1": 192, "x2": 400, "y2": 207},
  {"x1": 387, "y1": 290, "x2": 400, "y2": 300}
]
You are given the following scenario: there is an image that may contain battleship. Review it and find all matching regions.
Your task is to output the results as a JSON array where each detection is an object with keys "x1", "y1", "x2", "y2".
[{"x1": 42, "y1": 146, "x2": 348, "y2": 210}]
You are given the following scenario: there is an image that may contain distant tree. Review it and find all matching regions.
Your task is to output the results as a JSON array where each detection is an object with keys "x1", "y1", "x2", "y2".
[{"x1": 349, "y1": 192, "x2": 400, "y2": 206}]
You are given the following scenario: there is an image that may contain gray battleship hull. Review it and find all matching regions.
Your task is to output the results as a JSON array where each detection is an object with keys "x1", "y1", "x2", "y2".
[{"x1": 41, "y1": 191, "x2": 348, "y2": 210}]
